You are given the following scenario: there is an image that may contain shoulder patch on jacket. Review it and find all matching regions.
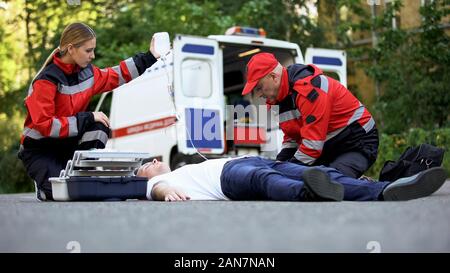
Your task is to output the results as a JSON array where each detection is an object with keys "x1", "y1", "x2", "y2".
[
  {"x1": 306, "y1": 89, "x2": 319, "y2": 103},
  {"x1": 306, "y1": 115, "x2": 316, "y2": 124}
]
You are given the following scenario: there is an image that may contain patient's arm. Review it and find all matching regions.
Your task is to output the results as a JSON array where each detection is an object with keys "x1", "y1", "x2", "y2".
[{"x1": 151, "y1": 181, "x2": 191, "y2": 202}]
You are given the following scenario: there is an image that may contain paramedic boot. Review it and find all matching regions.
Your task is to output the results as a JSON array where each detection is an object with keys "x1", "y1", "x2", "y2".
[
  {"x1": 302, "y1": 168, "x2": 344, "y2": 201},
  {"x1": 382, "y1": 167, "x2": 447, "y2": 201}
]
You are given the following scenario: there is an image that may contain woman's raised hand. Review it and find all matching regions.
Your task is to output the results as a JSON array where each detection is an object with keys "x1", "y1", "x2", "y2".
[{"x1": 92, "y1": 111, "x2": 110, "y2": 128}]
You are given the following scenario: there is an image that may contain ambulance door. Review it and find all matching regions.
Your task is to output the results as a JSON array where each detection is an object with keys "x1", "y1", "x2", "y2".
[
  {"x1": 173, "y1": 35, "x2": 225, "y2": 155},
  {"x1": 305, "y1": 48, "x2": 347, "y2": 87}
]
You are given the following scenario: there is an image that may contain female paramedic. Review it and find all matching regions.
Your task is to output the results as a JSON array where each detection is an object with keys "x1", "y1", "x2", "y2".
[{"x1": 18, "y1": 22, "x2": 161, "y2": 200}]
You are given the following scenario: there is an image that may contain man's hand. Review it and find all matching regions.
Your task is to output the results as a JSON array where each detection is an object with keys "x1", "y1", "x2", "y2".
[
  {"x1": 163, "y1": 187, "x2": 191, "y2": 202},
  {"x1": 152, "y1": 182, "x2": 190, "y2": 202}
]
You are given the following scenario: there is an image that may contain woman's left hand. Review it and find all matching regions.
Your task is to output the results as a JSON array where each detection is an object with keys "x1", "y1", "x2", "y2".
[{"x1": 149, "y1": 36, "x2": 161, "y2": 59}]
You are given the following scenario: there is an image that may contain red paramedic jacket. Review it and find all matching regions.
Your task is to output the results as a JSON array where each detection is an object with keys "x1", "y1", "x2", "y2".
[
  {"x1": 21, "y1": 51, "x2": 157, "y2": 145},
  {"x1": 273, "y1": 64, "x2": 375, "y2": 165}
]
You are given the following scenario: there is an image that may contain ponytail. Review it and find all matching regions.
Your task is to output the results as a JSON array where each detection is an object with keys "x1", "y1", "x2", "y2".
[{"x1": 32, "y1": 47, "x2": 60, "y2": 83}]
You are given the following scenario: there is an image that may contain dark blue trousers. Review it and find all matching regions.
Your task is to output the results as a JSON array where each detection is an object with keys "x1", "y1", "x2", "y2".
[{"x1": 220, "y1": 157, "x2": 389, "y2": 201}]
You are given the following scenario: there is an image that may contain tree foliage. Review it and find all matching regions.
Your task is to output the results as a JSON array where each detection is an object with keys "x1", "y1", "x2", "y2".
[
  {"x1": 367, "y1": 0, "x2": 450, "y2": 133},
  {"x1": 326, "y1": 0, "x2": 449, "y2": 133}
]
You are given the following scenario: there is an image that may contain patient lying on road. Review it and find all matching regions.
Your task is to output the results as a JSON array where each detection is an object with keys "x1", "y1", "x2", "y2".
[{"x1": 137, "y1": 157, "x2": 447, "y2": 202}]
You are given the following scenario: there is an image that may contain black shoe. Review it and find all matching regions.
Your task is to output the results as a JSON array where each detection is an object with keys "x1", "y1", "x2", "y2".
[
  {"x1": 382, "y1": 167, "x2": 447, "y2": 201},
  {"x1": 302, "y1": 168, "x2": 344, "y2": 201}
]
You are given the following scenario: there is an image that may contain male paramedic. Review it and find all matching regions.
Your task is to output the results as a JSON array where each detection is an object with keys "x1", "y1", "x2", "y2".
[
  {"x1": 138, "y1": 157, "x2": 447, "y2": 202},
  {"x1": 242, "y1": 52, "x2": 378, "y2": 178}
]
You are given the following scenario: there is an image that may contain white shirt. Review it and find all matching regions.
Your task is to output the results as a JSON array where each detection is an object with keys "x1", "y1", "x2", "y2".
[{"x1": 147, "y1": 157, "x2": 236, "y2": 200}]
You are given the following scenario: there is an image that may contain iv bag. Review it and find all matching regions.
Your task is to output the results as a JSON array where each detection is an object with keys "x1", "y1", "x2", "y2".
[{"x1": 153, "y1": 32, "x2": 170, "y2": 57}]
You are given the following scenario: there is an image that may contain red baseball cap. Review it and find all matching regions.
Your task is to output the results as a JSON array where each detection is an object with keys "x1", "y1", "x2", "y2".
[{"x1": 242, "y1": 53, "x2": 278, "y2": 95}]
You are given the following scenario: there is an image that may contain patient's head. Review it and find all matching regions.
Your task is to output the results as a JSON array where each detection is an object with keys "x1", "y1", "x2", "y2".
[{"x1": 137, "y1": 159, "x2": 171, "y2": 179}]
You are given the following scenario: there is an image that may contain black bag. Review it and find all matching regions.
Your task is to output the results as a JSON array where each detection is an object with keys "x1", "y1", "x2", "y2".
[{"x1": 379, "y1": 143, "x2": 445, "y2": 182}]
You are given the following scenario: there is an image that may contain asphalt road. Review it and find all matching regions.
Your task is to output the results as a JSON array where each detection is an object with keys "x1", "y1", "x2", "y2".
[{"x1": 1, "y1": 181, "x2": 449, "y2": 253}]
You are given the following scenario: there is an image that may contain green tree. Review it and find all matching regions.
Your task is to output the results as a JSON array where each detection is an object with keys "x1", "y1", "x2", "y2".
[
  {"x1": 368, "y1": 0, "x2": 450, "y2": 133},
  {"x1": 233, "y1": 0, "x2": 326, "y2": 49}
]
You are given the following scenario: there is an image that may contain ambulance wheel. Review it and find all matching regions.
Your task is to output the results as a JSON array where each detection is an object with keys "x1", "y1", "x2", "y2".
[
  {"x1": 170, "y1": 153, "x2": 191, "y2": 170},
  {"x1": 190, "y1": 154, "x2": 206, "y2": 164}
]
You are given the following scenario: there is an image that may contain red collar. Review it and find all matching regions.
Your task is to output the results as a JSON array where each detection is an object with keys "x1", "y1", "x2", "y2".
[
  {"x1": 52, "y1": 53, "x2": 79, "y2": 74},
  {"x1": 269, "y1": 64, "x2": 325, "y2": 105}
]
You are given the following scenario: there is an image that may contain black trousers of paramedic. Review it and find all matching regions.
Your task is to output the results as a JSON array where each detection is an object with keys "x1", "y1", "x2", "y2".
[
  {"x1": 18, "y1": 122, "x2": 110, "y2": 201},
  {"x1": 317, "y1": 124, "x2": 379, "y2": 179},
  {"x1": 280, "y1": 122, "x2": 379, "y2": 179}
]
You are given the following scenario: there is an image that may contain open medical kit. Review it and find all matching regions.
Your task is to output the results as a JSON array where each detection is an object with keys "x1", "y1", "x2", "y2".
[{"x1": 49, "y1": 150, "x2": 151, "y2": 201}]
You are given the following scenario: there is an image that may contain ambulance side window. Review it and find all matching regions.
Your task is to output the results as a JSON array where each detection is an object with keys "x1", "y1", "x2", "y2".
[{"x1": 181, "y1": 59, "x2": 212, "y2": 98}]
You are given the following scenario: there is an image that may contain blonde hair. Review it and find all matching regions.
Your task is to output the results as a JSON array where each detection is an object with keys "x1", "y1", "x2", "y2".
[{"x1": 33, "y1": 22, "x2": 96, "y2": 81}]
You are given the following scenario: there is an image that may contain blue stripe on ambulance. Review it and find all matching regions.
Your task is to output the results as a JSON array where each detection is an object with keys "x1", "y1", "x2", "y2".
[
  {"x1": 312, "y1": 56, "x2": 343, "y2": 66},
  {"x1": 182, "y1": 44, "x2": 215, "y2": 55}
]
